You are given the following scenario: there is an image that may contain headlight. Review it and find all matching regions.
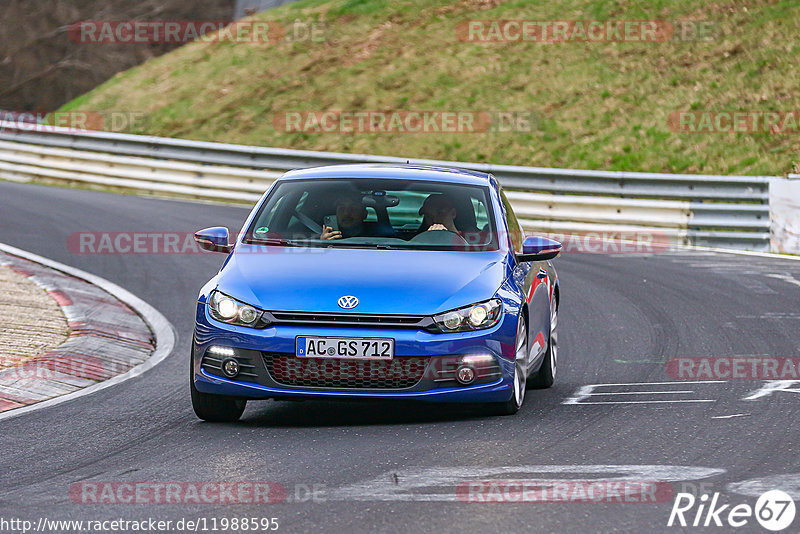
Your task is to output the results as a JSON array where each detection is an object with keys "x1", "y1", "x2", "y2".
[
  {"x1": 208, "y1": 290, "x2": 263, "y2": 327},
  {"x1": 433, "y1": 299, "x2": 502, "y2": 333}
]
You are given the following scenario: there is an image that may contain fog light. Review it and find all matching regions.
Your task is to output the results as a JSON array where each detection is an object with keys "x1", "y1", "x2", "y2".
[
  {"x1": 208, "y1": 346, "x2": 235, "y2": 358},
  {"x1": 456, "y1": 365, "x2": 475, "y2": 385},
  {"x1": 460, "y1": 354, "x2": 495, "y2": 367},
  {"x1": 221, "y1": 358, "x2": 240, "y2": 378}
]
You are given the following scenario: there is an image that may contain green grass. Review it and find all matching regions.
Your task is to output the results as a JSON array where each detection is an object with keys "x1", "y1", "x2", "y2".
[{"x1": 61, "y1": 0, "x2": 800, "y2": 175}]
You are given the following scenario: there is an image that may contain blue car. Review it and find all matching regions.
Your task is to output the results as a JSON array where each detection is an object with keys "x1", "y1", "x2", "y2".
[{"x1": 191, "y1": 164, "x2": 561, "y2": 421}]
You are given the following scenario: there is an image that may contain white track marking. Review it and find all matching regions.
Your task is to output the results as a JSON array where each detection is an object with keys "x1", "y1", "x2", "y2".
[
  {"x1": 0, "y1": 242, "x2": 176, "y2": 423},
  {"x1": 332, "y1": 465, "x2": 726, "y2": 502},
  {"x1": 743, "y1": 380, "x2": 800, "y2": 401},
  {"x1": 574, "y1": 400, "x2": 716, "y2": 405},
  {"x1": 586, "y1": 390, "x2": 695, "y2": 395},
  {"x1": 675, "y1": 245, "x2": 800, "y2": 262},
  {"x1": 766, "y1": 273, "x2": 800, "y2": 289},
  {"x1": 736, "y1": 313, "x2": 800, "y2": 319},
  {"x1": 584, "y1": 381, "x2": 724, "y2": 386},
  {"x1": 710, "y1": 413, "x2": 749, "y2": 419},
  {"x1": 728, "y1": 474, "x2": 800, "y2": 499},
  {"x1": 564, "y1": 381, "x2": 725, "y2": 405}
]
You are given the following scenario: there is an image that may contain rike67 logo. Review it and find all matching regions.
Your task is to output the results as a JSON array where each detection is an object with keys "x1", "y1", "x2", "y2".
[{"x1": 668, "y1": 490, "x2": 796, "y2": 531}]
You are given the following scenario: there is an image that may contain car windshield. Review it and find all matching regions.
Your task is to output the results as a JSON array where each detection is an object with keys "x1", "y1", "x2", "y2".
[{"x1": 244, "y1": 178, "x2": 498, "y2": 251}]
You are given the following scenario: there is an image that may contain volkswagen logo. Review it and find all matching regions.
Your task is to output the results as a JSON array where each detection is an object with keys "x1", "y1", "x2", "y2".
[{"x1": 338, "y1": 295, "x2": 359, "y2": 309}]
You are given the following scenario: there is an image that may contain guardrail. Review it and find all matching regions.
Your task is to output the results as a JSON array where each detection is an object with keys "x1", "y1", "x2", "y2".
[{"x1": 0, "y1": 121, "x2": 778, "y2": 251}]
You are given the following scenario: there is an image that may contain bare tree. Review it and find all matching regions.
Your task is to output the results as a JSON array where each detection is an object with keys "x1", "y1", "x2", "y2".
[{"x1": 0, "y1": 0, "x2": 235, "y2": 112}]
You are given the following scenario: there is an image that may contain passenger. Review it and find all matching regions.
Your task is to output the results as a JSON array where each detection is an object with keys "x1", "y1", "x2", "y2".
[{"x1": 419, "y1": 193, "x2": 458, "y2": 233}]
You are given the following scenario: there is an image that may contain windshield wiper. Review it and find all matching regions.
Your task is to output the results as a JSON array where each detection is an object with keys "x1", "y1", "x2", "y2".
[
  {"x1": 244, "y1": 237, "x2": 302, "y2": 247},
  {"x1": 323, "y1": 242, "x2": 398, "y2": 250}
]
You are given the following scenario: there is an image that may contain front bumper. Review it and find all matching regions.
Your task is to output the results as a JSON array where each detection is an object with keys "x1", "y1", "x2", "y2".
[{"x1": 192, "y1": 302, "x2": 518, "y2": 404}]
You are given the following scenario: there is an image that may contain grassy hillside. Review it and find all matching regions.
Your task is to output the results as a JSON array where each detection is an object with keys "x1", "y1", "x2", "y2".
[{"x1": 62, "y1": 0, "x2": 800, "y2": 176}]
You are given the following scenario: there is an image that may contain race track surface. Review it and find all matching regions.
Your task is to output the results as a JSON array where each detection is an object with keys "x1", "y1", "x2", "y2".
[{"x1": 1, "y1": 181, "x2": 799, "y2": 533}]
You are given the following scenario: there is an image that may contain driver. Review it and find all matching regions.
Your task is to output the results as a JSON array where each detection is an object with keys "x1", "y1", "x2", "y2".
[
  {"x1": 320, "y1": 192, "x2": 368, "y2": 240},
  {"x1": 419, "y1": 193, "x2": 458, "y2": 233}
]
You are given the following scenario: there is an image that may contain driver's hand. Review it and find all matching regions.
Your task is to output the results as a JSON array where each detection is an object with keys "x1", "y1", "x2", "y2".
[
  {"x1": 427, "y1": 224, "x2": 447, "y2": 231},
  {"x1": 320, "y1": 226, "x2": 342, "y2": 240}
]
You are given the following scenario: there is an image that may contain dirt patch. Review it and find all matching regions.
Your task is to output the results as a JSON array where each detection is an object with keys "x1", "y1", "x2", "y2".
[{"x1": 0, "y1": 263, "x2": 70, "y2": 369}]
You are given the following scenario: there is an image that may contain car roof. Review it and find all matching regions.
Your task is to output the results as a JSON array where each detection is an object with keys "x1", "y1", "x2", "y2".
[{"x1": 279, "y1": 163, "x2": 492, "y2": 186}]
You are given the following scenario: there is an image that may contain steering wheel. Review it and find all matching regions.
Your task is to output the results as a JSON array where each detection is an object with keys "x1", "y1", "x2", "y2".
[{"x1": 408, "y1": 229, "x2": 469, "y2": 246}]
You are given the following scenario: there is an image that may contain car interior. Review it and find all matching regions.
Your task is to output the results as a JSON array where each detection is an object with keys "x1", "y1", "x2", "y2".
[{"x1": 248, "y1": 179, "x2": 498, "y2": 250}]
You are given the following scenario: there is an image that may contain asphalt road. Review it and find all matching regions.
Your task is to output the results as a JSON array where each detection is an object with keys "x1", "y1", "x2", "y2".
[{"x1": 1, "y1": 180, "x2": 800, "y2": 533}]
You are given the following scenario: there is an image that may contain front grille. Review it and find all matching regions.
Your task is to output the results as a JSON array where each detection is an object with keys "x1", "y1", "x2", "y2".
[
  {"x1": 263, "y1": 353, "x2": 430, "y2": 390},
  {"x1": 264, "y1": 311, "x2": 435, "y2": 330}
]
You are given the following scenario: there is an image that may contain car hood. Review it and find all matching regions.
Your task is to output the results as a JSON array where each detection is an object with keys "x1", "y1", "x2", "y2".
[{"x1": 215, "y1": 245, "x2": 509, "y2": 315}]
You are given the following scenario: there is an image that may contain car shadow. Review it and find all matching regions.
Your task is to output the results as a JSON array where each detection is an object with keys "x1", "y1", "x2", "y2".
[{"x1": 237, "y1": 398, "x2": 502, "y2": 427}]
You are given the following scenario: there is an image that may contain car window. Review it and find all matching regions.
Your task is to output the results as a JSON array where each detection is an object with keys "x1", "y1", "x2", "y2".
[
  {"x1": 256, "y1": 193, "x2": 286, "y2": 230},
  {"x1": 245, "y1": 178, "x2": 498, "y2": 251},
  {"x1": 472, "y1": 197, "x2": 490, "y2": 230},
  {"x1": 500, "y1": 190, "x2": 523, "y2": 252}
]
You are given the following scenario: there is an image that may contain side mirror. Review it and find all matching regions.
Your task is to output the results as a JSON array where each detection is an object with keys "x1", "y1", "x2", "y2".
[
  {"x1": 517, "y1": 236, "x2": 561, "y2": 262},
  {"x1": 194, "y1": 227, "x2": 232, "y2": 253}
]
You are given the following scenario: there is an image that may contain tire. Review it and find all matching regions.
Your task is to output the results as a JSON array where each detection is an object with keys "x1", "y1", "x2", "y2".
[
  {"x1": 491, "y1": 315, "x2": 528, "y2": 416},
  {"x1": 190, "y1": 354, "x2": 246, "y2": 422},
  {"x1": 529, "y1": 295, "x2": 558, "y2": 389}
]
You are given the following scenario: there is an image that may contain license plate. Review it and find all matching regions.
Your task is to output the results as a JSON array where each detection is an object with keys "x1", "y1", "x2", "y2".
[{"x1": 296, "y1": 336, "x2": 394, "y2": 360}]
